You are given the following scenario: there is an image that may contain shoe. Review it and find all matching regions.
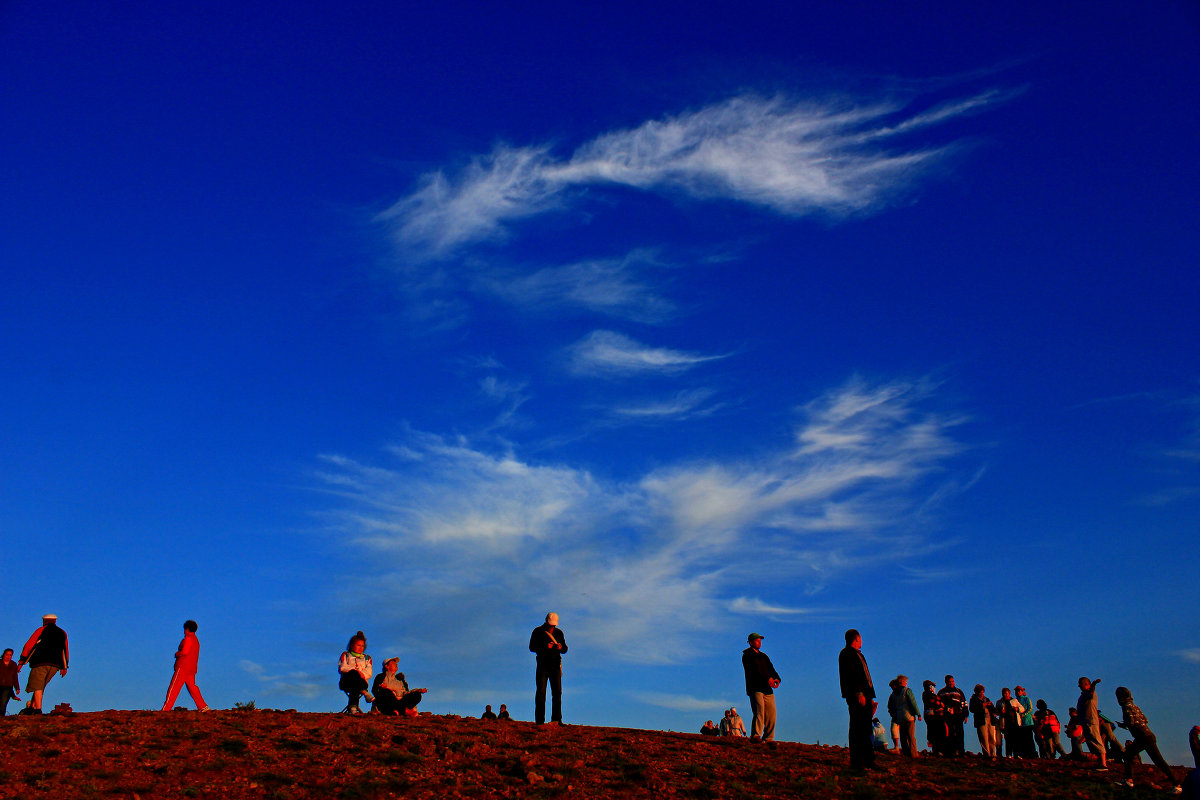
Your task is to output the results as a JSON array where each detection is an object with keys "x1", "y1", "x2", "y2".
[
  {"x1": 363, "y1": 692, "x2": 375, "y2": 703},
  {"x1": 1172, "y1": 787, "x2": 1182, "y2": 795},
  {"x1": 404, "y1": 708, "x2": 419, "y2": 718},
  {"x1": 1095, "y1": 766, "x2": 1108, "y2": 772},
  {"x1": 199, "y1": 707, "x2": 211, "y2": 713},
  {"x1": 1121, "y1": 779, "x2": 1134, "y2": 788}
]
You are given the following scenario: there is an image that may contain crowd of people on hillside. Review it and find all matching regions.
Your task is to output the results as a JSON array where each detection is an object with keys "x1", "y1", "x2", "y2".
[{"x1": 5, "y1": 612, "x2": 1197, "y2": 796}]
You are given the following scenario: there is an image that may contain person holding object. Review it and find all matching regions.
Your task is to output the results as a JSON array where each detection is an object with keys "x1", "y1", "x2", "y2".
[
  {"x1": 161, "y1": 620, "x2": 210, "y2": 712},
  {"x1": 838, "y1": 628, "x2": 878, "y2": 770},
  {"x1": 17, "y1": 613, "x2": 68, "y2": 714},
  {"x1": 372, "y1": 657, "x2": 425, "y2": 717},
  {"x1": 529, "y1": 612, "x2": 567, "y2": 725},
  {"x1": 742, "y1": 632, "x2": 781, "y2": 743},
  {"x1": 888, "y1": 674, "x2": 921, "y2": 758}
]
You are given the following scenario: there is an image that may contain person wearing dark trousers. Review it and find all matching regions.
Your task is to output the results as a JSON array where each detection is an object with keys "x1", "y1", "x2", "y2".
[
  {"x1": 839, "y1": 628, "x2": 878, "y2": 770},
  {"x1": 1114, "y1": 686, "x2": 1181, "y2": 792},
  {"x1": 0, "y1": 649, "x2": 20, "y2": 715},
  {"x1": 938, "y1": 675, "x2": 968, "y2": 757},
  {"x1": 530, "y1": 612, "x2": 567, "y2": 725}
]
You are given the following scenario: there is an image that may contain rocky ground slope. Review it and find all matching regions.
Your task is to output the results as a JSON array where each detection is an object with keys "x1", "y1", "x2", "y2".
[{"x1": 0, "y1": 710, "x2": 1188, "y2": 798}]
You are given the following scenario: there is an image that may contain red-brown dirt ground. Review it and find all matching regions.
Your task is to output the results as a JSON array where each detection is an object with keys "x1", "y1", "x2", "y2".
[{"x1": 0, "y1": 710, "x2": 1187, "y2": 798}]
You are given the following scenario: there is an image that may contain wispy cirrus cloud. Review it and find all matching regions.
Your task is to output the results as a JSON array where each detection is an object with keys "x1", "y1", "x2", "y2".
[
  {"x1": 728, "y1": 597, "x2": 814, "y2": 616},
  {"x1": 629, "y1": 691, "x2": 736, "y2": 712},
  {"x1": 239, "y1": 660, "x2": 326, "y2": 700},
  {"x1": 1174, "y1": 648, "x2": 1200, "y2": 664},
  {"x1": 566, "y1": 330, "x2": 727, "y2": 377},
  {"x1": 379, "y1": 91, "x2": 1002, "y2": 258},
  {"x1": 609, "y1": 388, "x2": 723, "y2": 420},
  {"x1": 476, "y1": 250, "x2": 676, "y2": 324},
  {"x1": 316, "y1": 376, "x2": 970, "y2": 666}
]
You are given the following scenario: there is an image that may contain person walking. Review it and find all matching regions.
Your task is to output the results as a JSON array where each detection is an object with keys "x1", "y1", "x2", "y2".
[
  {"x1": 838, "y1": 629, "x2": 878, "y2": 770},
  {"x1": 17, "y1": 614, "x2": 69, "y2": 714},
  {"x1": 529, "y1": 612, "x2": 567, "y2": 725},
  {"x1": 161, "y1": 620, "x2": 210, "y2": 712},
  {"x1": 741, "y1": 633, "x2": 781, "y2": 743},
  {"x1": 1114, "y1": 686, "x2": 1182, "y2": 792},
  {"x1": 1034, "y1": 699, "x2": 1068, "y2": 759}
]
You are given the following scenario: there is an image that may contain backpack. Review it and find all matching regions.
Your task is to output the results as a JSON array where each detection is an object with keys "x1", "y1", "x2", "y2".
[{"x1": 1042, "y1": 711, "x2": 1061, "y2": 734}]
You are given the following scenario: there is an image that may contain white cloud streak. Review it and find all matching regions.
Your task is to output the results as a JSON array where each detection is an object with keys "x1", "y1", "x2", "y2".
[
  {"x1": 1175, "y1": 648, "x2": 1200, "y2": 664},
  {"x1": 629, "y1": 691, "x2": 736, "y2": 712},
  {"x1": 566, "y1": 330, "x2": 727, "y2": 377},
  {"x1": 317, "y1": 376, "x2": 969, "y2": 665},
  {"x1": 380, "y1": 91, "x2": 999, "y2": 257}
]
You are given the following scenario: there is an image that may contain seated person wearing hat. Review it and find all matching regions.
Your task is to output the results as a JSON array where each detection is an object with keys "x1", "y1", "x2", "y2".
[{"x1": 371, "y1": 657, "x2": 427, "y2": 717}]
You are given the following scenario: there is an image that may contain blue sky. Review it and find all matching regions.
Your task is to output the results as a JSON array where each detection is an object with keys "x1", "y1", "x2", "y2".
[{"x1": 2, "y1": 0, "x2": 1198, "y2": 761}]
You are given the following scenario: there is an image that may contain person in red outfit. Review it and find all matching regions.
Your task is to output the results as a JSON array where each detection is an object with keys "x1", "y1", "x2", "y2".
[{"x1": 161, "y1": 620, "x2": 210, "y2": 712}]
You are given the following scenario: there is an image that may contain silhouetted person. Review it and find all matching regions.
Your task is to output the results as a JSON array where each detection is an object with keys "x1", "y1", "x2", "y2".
[
  {"x1": 497, "y1": 703, "x2": 511, "y2": 720},
  {"x1": 529, "y1": 612, "x2": 567, "y2": 725},
  {"x1": 161, "y1": 620, "x2": 210, "y2": 712},
  {"x1": 481, "y1": 704, "x2": 497, "y2": 720},
  {"x1": 1114, "y1": 686, "x2": 1180, "y2": 792},
  {"x1": 17, "y1": 614, "x2": 68, "y2": 714},
  {"x1": 839, "y1": 628, "x2": 877, "y2": 770},
  {"x1": 938, "y1": 675, "x2": 968, "y2": 757}
]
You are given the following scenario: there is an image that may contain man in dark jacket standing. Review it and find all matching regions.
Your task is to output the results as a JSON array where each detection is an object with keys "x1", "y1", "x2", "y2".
[
  {"x1": 741, "y1": 633, "x2": 781, "y2": 742},
  {"x1": 839, "y1": 628, "x2": 877, "y2": 770},
  {"x1": 938, "y1": 675, "x2": 968, "y2": 757},
  {"x1": 17, "y1": 613, "x2": 69, "y2": 714},
  {"x1": 529, "y1": 612, "x2": 567, "y2": 725}
]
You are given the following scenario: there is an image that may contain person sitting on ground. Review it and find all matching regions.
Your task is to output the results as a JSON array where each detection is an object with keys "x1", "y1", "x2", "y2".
[
  {"x1": 481, "y1": 704, "x2": 497, "y2": 720},
  {"x1": 370, "y1": 657, "x2": 426, "y2": 717},
  {"x1": 969, "y1": 684, "x2": 996, "y2": 758},
  {"x1": 1114, "y1": 686, "x2": 1181, "y2": 793},
  {"x1": 719, "y1": 708, "x2": 733, "y2": 736},
  {"x1": 338, "y1": 631, "x2": 373, "y2": 714},
  {"x1": 729, "y1": 707, "x2": 747, "y2": 737},
  {"x1": 497, "y1": 703, "x2": 511, "y2": 720},
  {"x1": 701, "y1": 719, "x2": 720, "y2": 736}
]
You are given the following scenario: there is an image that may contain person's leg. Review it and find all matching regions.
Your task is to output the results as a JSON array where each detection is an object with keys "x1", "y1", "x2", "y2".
[
  {"x1": 27, "y1": 667, "x2": 55, "y2": 711},
  {"x1": 534, "y1": 664, "x2": 548, "y2": 724},
  {"x1": 762, "y1": 693, "x2": 776, "y2": 741},
  {"x1": 748, "y1": 692, "x2": 765, "y2": 739},
  {"x1": 1084, "y1": 725, "x2": 1108, "y2": 767},
  {"x1": 162, "y1": 669, "x2": 186, "y2": 711},
  {"x1": 1138, "y1": 733, "x2": 1176, "y2": 784},
  {"x1": 891, "y1": 721, "x2": 900, "y2": 751},
  {"x1": 184, "y1": 676, "x2": 208, "y2": 711},
  {"x1": 0, "y1": 686, "x2": 12, "y2": 716},
  {"x1": 848, "y1": 703, "x2": 876, "y2": 767},
  {"x1": 549, "y1": 667, "x2": 562, "y2": 723},
  {"x1": 902, "y1": 718, "x2": 918, "y2": 757}
]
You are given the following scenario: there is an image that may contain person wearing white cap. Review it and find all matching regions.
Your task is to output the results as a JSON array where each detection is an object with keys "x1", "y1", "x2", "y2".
[
  {"x1": 742, "y1": 632, "x2": 781, "y2": 742},
  {"x1": 17, "y1": 614, "x2": 69, "y2": 714}
]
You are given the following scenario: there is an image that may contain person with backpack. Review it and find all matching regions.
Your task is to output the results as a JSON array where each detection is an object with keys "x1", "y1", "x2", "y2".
[
  {"x1": 16, "y1": 614, "x2": 68, "y2": 715},
  {"x1": 1034, "y1": 699, "x2": 1067, "y2": 758},
  {"x1": 887, "y1": 675, "x2": 922, "y2": 758}
]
